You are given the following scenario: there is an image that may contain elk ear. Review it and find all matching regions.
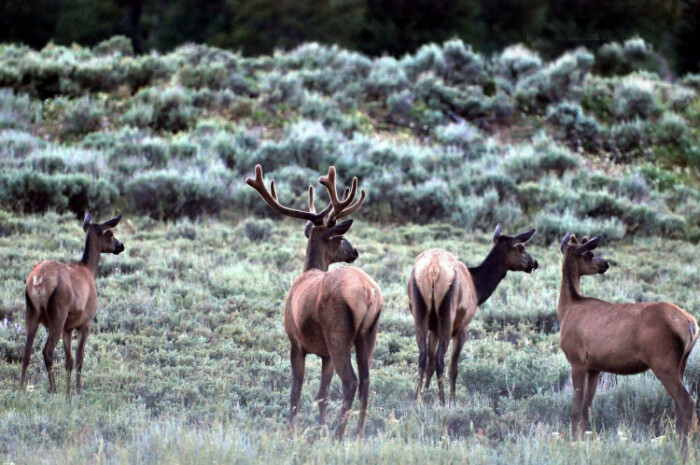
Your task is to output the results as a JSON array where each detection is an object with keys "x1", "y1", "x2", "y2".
[
  {"x1": 324, "y1": 219, "x2": 353, "y2": 238},
  {"x1": 82, "y1": 212, "x2": 91, "y2": 232},
  {"x1": 304, "y1": 221, "x2": 313, "y2": 238},
  {"x1": 577, "y1": 235, "x2": 602, "y2": 255},
  {"x1": 511, "y1": 228, "x2": 536, "y2": 244},
  {"x1": 560, "y1": 232, "x2": 572, "y2": 254},
  {"x1": 492, "y1": 223, "x2": 502, "y2": 244},
  {"x1": 100, "y1": 215, "x2": 122, "y2": 230}
]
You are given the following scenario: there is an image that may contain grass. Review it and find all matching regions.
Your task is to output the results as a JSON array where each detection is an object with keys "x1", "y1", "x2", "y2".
[{"x1": 1, "y1": 212, "x2": 699, "y2": 464}]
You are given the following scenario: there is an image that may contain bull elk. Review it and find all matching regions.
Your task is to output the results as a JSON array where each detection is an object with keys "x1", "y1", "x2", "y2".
[
  {"x1": 246, "y1": 164, "x2": 382, "y2": 440},
  {"x1": 21, "y1": 213, "x2": 125, "y2": 395},
  {"x1": 558, "y1": 233, "x2": 698, "y2": 439},
  {"x1": 409, "y1": 224, "x2": 539, "y2": 404}
]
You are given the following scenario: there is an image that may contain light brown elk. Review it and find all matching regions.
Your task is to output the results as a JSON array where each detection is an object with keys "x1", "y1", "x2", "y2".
[
  {"x1": 409, "y1": 224, "x2": 538, "y2": 404},
  {"x1": 246, "y1": 164, "x2": 382, "y2": 440},
  {"x1": 558, "y1": 233, "x2": 698, "y2": 439},
  {"x1": 21, "y1": 213, "x2": 124, "y2": 395}
]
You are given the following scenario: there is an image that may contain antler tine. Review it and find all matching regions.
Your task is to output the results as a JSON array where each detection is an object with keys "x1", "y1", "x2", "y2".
[
  {"x1": 334, "y1": 188, "x2": 366, "y2": 221},
  {"x1": 246, "y1": 164, "x2": 326, "y2": 223},
  {"x1": 319, "y1": 167, "x2": 362, "y2": 223},
  {"x1": 308, "y1": 186, "x2": 315, "y2": 213}
]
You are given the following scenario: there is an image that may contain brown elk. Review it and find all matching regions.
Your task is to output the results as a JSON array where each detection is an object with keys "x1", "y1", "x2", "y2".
[
  {"x1": 20, "y1": 213, "x2": 124, "y2": 395},
  {"x1": 558, "y1": 233, "x2": 698, "y2": 439},
  {"x1": 246, "y1": 164, "x2": 382, "y2": 440},
  {"x1": 408, "y1": 224, "x2": 538, "y2": 404}
]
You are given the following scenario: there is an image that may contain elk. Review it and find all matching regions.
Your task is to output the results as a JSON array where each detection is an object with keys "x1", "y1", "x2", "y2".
[
  {"x1": 409, "y1": 224, "x2": 539, "y2": 404},
  {"x1": 558, "y1": 233, "x2": 698, "y2": 439},
  {"x1": 246, "y1": 164, "x2": 382, "y2": 440},
  {"x1": 20, "y1": 213, "x2": 125, "y2": 395}
]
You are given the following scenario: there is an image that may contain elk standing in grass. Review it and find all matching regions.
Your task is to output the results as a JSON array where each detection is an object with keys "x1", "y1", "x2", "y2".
[
  {"x1": 247, "y1": 164, "x2": 382, "y2": 440},
  {"x1": 558, "y1": 233, "x2": 698, "y2": 439},
  {"x1": 409, "y1": 224, "x2": 539, "y2": 404},
  {"x1": 21, "y1": 213, "x2": 125, "y2": 395}
]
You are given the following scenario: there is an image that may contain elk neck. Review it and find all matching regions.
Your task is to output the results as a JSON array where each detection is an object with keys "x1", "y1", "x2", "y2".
[
  {"x1": 558, "y1": 255, "x2": 583, "y2": 320},
  {"x1": 468, "y1": 247, "x2": 508, "y2": 306},
  {"x1": 80, "y1": 231, "x2": 101, "y2": 276},
  {"x1": 303, "y1": 239, "x2": 329, "y2": 272}
]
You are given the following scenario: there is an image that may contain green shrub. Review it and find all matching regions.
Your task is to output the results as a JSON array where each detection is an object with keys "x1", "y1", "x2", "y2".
[
  {"x1": 60, "y1": 95, "x2": 104, "y2": 136},
  {"x1": 613, "y1": 76, "x2": 661, "y2": 120},
  {"x1": 365, "y1": 57, "x2": 409, "y2": 98},
  {"x1": 603, "y1": 119, "x2": 653, "y2": 163},
  {"x1": 125, "y1": 171, "x2": 225, "y2": 220},
  {"x1": 93, "y1": 35, "x2": 134, "y2": 57},
  {"x1": 0, "y1": 89, "x2": 41, "y2": 131},
  {"x1": 546, "y1": 101, "x2": 600, "y2": 152}
]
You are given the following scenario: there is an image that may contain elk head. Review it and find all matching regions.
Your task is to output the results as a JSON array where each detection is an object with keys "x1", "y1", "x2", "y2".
[
  {"x1": 559, "y1": 232, "x2": 610, "y2": 275},
  {"x1": 492, "y1": 223, "x2": 539, "y2": 273},
  {"x1": 246, "y1": 165, "x2": 366, "y2": 271},
  {"x1": 82, "y1": 212, "x2": 125, "y2": 255}
]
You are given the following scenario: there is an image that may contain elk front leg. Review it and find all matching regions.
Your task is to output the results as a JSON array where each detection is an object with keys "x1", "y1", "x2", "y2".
[
  {"x1": 569, "y1": 365, "x2": 588, "y2": 440},
  {"x1": 63, "y1": 329, "x2": 74, "y2": 398},
  {"x1": 317, "y1": 356, "x2": 333, "y2": 426},
  {"x1": 289, "y1": 345, "x2": 306, "y2": 430},
  {"x1": 75, "y1": 326, "x2": 90, "y2": 394},
  {"x1": 581, "y1": 371, "x2": 600, "y2": 433}
]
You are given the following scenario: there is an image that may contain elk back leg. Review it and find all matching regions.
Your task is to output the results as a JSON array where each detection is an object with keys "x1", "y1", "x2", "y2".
[
  {"x1": 424, "y1": 330, "x2": 438, "y2": 390},
  {"x1": 354, "y1": 312, "x2": 380, "y2": 437},
  {"x1": 448, "y1": 326, "x2": 468, "y2": 405},
  {"x1": 20, "y1": 291, "x2": 39, "y2": 390},
  {"x1": 75, "y1": 325, "x2": 90, "y2": 394},
  {"x1": 329, "y1": 347, "x2": 357, "y2": 440},
  {"x1": 317, "y1": 356, "x2": 333, "y2": 426},
  {"x1": 63, "y1": 329, "x2": 74, "y2": 398},
  {"x1": 409, "y1": 275, "x2": 428, "y2": 400},
  {"x1": 289, "y1": 344, "x2": 306, "y2": 430},
  {"x1": 435, "y1": 280, "x2": 456, "y2": 405},
  {"x1": 652, "y1": 363, "x2": 697, "y2": 437}
]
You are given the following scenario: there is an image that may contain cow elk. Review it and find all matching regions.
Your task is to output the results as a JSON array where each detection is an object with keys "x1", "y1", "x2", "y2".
[
  {"x1": 558, "y1": 233, "x2": 698, "y2": 439},
  {"x1": 246, "y1": 164, "x2": 382, "y2": 440},
  {"x1": 21, "y1": 213, "x2": 125, "y2": 395},
  {"x1": 409, "y1": 224, "x2": 538, "y2": 404}
]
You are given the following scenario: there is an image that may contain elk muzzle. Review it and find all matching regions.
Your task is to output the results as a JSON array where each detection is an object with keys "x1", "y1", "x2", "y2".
[{"x1": 113, "y1": 240, "x2": 125, "y2": 255}]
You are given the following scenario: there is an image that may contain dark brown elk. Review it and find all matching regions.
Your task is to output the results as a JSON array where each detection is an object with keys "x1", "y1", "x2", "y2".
[
  {"x1": 20, "y1": 213, "x2": 125, "y2": 395},
  {"x1": 558, "y1": 233, "x2": 698, "y2": 439},
  {"x1": 246, "y1": 164, "x2": 382, "y2": 440},
  {"x1": 408, "y1": 224, "x2": 538, "y2": 404}
]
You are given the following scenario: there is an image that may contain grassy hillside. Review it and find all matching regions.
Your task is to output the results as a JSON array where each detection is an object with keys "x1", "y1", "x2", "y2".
[
  {"x1": 0, "y1": 215, "x2": 699, "y2": 463},
  {"x1": 1, "y1": 36, "x2": 700, "y2": 463},
  {"x1": 0, "y1": 36, "x2": 698, "y2": 242}
]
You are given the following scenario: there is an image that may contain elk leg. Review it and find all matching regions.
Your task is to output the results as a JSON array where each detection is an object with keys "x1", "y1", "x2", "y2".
[
  {"x1": 63, "y1": 329, "x2": 74, "y2": 398},
  {"x1": 20, "y1": 293, "x2": 39, "y2": 390},
  {"x1": 354, "y1": 325, "x2": 378, "y2": 437},
  {"x1": 330, "y1": 349, "x2": 357, "y2": 441},
  {"x1": 42, "y1": 325, "x2": 64, "y2": 394},
  {"x1": 410, "y1": 277, "x2": 429, "y2": 401},
  {"x1": 424, "y1": 331, "x2": 438, "y2": 390},
  {"x1": 569, "y1": 365, "x2": 588, "y2": 440},
  {"x1": 75, "y1": 326, "x2": 90, "y2": 394},
  {"x1": 317, "y1": 356, "x2": 334, "y2": 426},
  {"x1": 581, "y1": 371, "x2": 600, "y2": 433},
  {"x1": 652, "y1": 365, "x2": 697, "y2": 437},
  {"x1": 448, "y1": 327, "x2": 468, "y2": 405},
  {"x1": 289, "y1": 345, "x2": 306, "y2": 430},
  {"x1": 435, "y1": 337, "x2": 450, "y2": 406}
]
